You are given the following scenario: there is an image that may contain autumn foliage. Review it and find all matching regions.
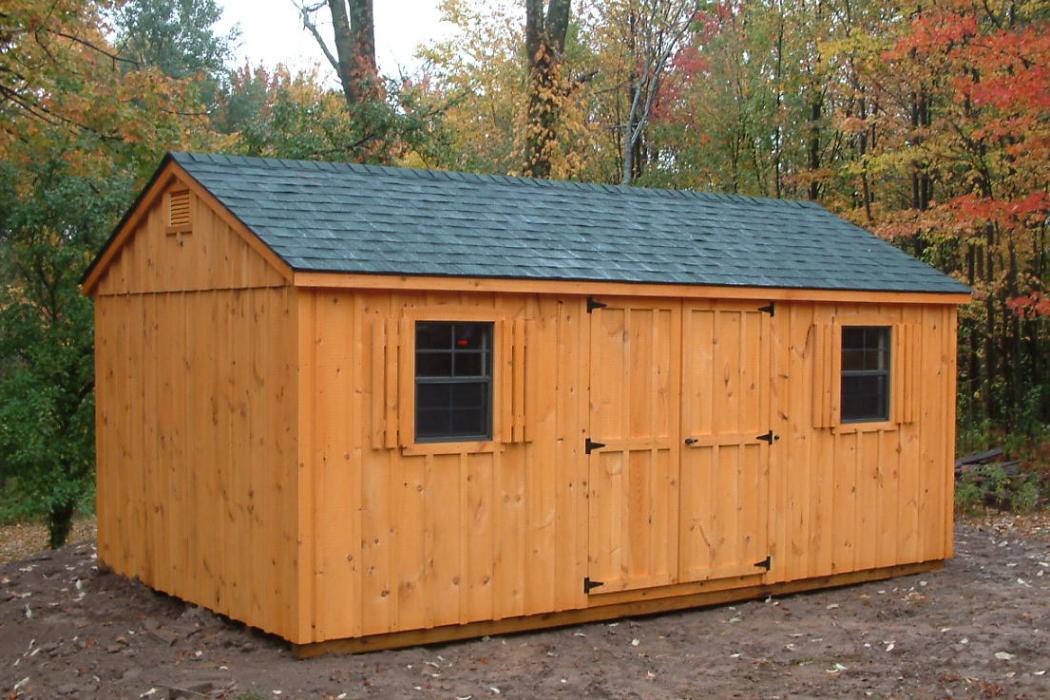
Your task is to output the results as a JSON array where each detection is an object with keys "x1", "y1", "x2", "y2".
[{"x1": 1, "y1": 0, "x2": 1048, "y2": 544}]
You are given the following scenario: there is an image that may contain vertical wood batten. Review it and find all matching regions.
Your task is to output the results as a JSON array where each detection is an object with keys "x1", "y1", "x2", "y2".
[
  {"x1": 294, "y1": 289, "x2": 316, "y2": 643},
  {"x1": 786, "y1": 304, "x2": 811, "y2": 582},
  {"x1": 91, "y1": 181, "x2": 962, "y2": 648},
  {"x1": 370, "y1": 319, "x2": 386, "y2": 448}
]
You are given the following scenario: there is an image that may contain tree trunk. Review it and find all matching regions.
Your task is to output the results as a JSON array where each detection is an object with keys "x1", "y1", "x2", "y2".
[
  {"x1": 984, "y1": 224, "x2": 997, "y2": 422},
  {"x1": 808, "y1": 91, "x2": 822, "y2": 200},
  {"x1": 967, "y1": 243, "x2": 978, "y2": 415},
  {"x1": 328, "y1": 0, "x2": 378, "y2": 108},
  {"x1": 772, "y1": 2, "x2": 785, "y2": 198},
  {"x1": 524, "y1": 0, "x2": 571, "y2": 178},
  {"x1": 47, "y1": 498, "x2": 77, "y2": 549}
]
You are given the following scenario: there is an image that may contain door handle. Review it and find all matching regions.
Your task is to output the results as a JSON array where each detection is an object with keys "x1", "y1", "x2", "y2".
[{"x1": 684, "y1": 437, "x2": 698, "y2": 446}]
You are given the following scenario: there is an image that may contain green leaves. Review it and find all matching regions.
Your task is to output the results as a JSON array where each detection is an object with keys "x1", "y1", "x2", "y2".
[
  {"x1": 0, "y1": 148, "x2": 110, "y2": 545},
  {"x1": 0, "y1": 0, "x2": 226, "y2": 546}
]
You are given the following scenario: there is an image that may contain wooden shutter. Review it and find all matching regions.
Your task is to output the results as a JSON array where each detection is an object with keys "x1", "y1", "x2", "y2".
[
  {"x1": 370, "y1": 318, "x2": 401, "y2": 448},
  {"x1": 811, "y1": 320, "x2": 840, "y2": 428},
  {"x1": 893, "y1": 323, "x2": 919, "y2": 424},
  {"x1": 499, "y1": 318, "x2": 530, "y2": 443}
]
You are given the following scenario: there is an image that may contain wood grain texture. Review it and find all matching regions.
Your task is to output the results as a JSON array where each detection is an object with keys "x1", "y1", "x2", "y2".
[
  {"x1": 92, "y1": 177, "x2": 287, "y2": 296},
  {"x1": 293, "y1": 271, "x2": 970, "y2": 306},
  {"x1": 94, "y1": 287, "x2": 300, "y2": 641},
  {"x1": 92, "y1": 199, "x2": 960, "y2": 649},
  {"x1": 293, "y1": 560, "x2": 944, "y2": 657},
  {"x1": 679, "y1": 300, "x2": 772, "y2": 583},
  {"x1": 290, "y1": 292, "x2": 958, "y2": 645}
]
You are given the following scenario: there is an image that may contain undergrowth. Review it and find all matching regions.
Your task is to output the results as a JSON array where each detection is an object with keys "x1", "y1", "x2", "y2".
[{"x1": 955, "y1": 421, "x2": 1049, "y2": 514}]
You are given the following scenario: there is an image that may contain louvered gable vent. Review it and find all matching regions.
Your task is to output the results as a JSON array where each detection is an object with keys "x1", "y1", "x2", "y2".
[{"x1": 167, "y1": 191, "x2": 191, "y2": 232}]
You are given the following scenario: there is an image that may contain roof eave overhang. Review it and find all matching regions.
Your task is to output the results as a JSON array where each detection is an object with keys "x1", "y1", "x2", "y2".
[{"x1": 292, "y1": 270, "x2": 972, "y2": 306}]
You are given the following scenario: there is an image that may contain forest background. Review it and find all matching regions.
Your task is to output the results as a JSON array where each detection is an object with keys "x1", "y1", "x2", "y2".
[{"x1": 1, "y1": 0, "x2": 1047, "y2": 546}]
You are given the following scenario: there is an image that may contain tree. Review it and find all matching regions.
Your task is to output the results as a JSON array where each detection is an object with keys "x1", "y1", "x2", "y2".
[
  {"x1": 113, "y1": 0, "x2": 238, "y2": 110},
  {"x1": 215, "y1": 63, "x2": 371, "y2": 158},
  {"x1": 522, "y1": 0, "x2": 571, "y2": 177},
  {"x1": 114, "y1": 0, "x2": 236, "y2": 79},
  {"x1": 295, "y1": 0, "x2": 380, "y2": 108},
  {"x1": 414, "y1": 1, "x2": 526, "y2": 173},
  {"x1": 0, "y1": 0, "x2": 215, "y2": 546},
  {"x1": 601, "y1": 0, "x2": 696, "y2": 184},
  {"x1": 862, "y1": 1, "x2": 1050, "y2": 430},
  {"x1": 293, "y1": 0, "x2": 442, "y2": 162},
  {"x1": 0, "y1": 144, "x2": 130, "y2": 547}
]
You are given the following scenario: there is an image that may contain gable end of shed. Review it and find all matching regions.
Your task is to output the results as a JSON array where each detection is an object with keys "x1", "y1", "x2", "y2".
[{"x1": 82, "y1": 159, "x2": 293, "y2": 296}]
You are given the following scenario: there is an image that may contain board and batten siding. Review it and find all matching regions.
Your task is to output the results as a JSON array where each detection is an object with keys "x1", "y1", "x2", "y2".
[
  {"x1": 295, "y1": 288, "x2": 957, "y2": 644},
  {"x1": 93, "y1": 182, "x2": 301, "y2": 641},
  {"x1": 89, "y1": 172, "x2": 958, "y2": 647},
  {"x1": 295, "y1": 290, "x2": 588, "y2": 643},
  {"x1": 93, "y1": 181, "x2": 287, "y2": 296}
]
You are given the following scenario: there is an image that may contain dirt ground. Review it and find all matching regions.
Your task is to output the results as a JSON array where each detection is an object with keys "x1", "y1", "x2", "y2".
[
  {"x1": 1, "y1": 516, "x2": 1047, "y2": 700},
  {"x1": 0, "y1": 520, "x2": 96, "y2": 566}
]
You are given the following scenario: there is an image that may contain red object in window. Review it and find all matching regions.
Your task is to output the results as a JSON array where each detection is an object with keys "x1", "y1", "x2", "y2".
[{"x1": 456, "y1": 338, "x2": 470, "y2": 347}]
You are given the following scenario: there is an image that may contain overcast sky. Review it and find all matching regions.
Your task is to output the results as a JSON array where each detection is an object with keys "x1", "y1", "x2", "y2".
[{"x1": 215, "y1": 0, "x2": 454, "y2": 81}]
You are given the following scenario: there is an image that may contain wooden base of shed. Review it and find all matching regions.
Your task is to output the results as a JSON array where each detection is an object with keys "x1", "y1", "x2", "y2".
[{"x1": 292, "y1": 560, "x2": 943, "y2": 658}]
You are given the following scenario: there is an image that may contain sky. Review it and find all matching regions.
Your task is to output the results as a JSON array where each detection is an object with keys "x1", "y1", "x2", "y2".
[{"x1": 215, "y1": 0, "x2": 454, "y2": 82}]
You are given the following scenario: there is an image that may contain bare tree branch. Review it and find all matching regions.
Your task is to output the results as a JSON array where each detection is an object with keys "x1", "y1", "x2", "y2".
[
  {"x1": 290, "y1": 0, "x2": 341, "y2": 74},
  {"x1": 620, "y1": 0, "x2": 695, "y2": 184}
]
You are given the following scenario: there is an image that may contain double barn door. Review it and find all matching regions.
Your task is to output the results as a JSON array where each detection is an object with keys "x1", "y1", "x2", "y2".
[{"x1": 587, "y1": 298, "x2": 772, "y2": 594}]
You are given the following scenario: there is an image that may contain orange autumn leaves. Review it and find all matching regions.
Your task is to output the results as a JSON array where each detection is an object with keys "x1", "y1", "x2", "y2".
[{"x1": 1, "y1": 0, "x2": 217, "y2": 174}]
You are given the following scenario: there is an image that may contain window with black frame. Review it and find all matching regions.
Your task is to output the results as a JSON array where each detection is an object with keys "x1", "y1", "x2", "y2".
[
  {"x1": 415, "y1": 321, "x2": 493, "y2": 441},
  {"x1": 840, "y1": 326, "x2": 891, "y2": 422}
]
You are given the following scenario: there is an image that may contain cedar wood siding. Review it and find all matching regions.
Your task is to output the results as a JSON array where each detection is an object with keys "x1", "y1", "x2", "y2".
[
  {"x1": 296, "y1": 287, "x2": 957, "y2": 644},
  {"x1": 89, "y1": 165, "x2": 959, "y2": 646},
  {"x1": 92, "y1": 175, "x2": 301, "y2": 641}
]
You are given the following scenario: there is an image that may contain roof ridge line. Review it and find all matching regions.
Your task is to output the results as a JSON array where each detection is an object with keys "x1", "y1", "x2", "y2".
[{"x1": 169, "y1": 151, "x2": 819, "y2": 208}]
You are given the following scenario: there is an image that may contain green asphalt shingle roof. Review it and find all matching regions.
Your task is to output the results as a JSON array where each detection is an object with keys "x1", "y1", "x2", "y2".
[{"x1": 146, "y1": 152, "x2": 968, "y2": 293}]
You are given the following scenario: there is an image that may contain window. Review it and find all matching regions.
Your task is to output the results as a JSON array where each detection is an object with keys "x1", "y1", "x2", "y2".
[
  {"x1": 415, "y1": 321, "x2": 493, "y2": 442},
  {"x1": 840, "y1": 326, "x2": 891, "y2": 423}
]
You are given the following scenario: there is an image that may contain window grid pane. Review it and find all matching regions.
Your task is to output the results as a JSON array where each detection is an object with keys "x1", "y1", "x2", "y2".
[
  {"x1": 415, "y1": 321, "x2": 493, "y2": 441},
  {"x1": 841, "y1": 326, "x2": 891, "y2": 422}
]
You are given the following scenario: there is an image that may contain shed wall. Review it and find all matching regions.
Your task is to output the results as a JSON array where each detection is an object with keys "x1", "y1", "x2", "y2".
[
  {"x1": 92, "y1": 178, "x2": 300, "y2": 641},
  {"x1": 90, "y1": 171, "x2": 958, "y2": 649},
  {"x1": 297, "y1": 288, "x2": 957, "y2": 644},
  {"x1": 295, "y1": 289, "x2": 586, "y2": 643},
  {"x1": 95, "y1": 287, "x2": 300, "y2": 639}
]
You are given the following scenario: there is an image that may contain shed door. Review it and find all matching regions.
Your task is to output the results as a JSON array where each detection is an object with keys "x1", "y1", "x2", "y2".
[
  {"x1": 679, "y1": 300, "x2": 772, "y2": 582},
  {"x1": 586, "y1": 299, "x2": 681, "y2": 593}
]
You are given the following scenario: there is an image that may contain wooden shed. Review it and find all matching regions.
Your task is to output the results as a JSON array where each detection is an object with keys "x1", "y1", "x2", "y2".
[{"x1": 83, "y1": 152, "x2": 970, "y2": 655}]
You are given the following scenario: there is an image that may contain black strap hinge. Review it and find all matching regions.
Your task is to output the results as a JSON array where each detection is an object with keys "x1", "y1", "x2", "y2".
[
  {"x1": 754, "y1": 555, "x2": 772, "y2": 571},
  {"x1": 756, "y1": 430, "x2": 779, "y2": 443},
  {"x1": 585, "y1": 437, "x2": 606, "y2": 454},
  {"x1": 587, "y1": 297, "x2": 608, "y2": 313},
  {"x1": 758, "y1": 302, "x2": 775, "y2": 316},
  {"x1": 584, "y1": 577, "x2": 605, "y2": 594}
]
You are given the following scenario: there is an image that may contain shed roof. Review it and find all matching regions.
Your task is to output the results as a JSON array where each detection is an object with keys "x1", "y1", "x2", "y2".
[{"x1": 102, "y1": 151, "x2": 971, "y2": 294}]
